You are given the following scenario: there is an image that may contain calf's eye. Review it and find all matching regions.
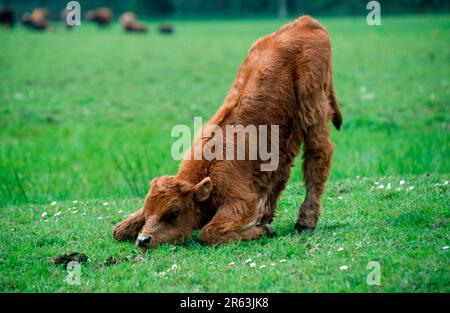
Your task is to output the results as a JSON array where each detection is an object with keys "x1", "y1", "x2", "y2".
[{"x1": 166, "y1": 210, "x2": 179, "y2": 224}]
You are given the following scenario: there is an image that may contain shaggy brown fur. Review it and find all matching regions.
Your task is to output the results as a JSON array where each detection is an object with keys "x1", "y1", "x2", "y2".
[
  {"x1": 120, "y1": 12, "x2": 148, "y2": 33},
  {"x1": 113, "y1": 16, "x2": 342, "y2": 249},
  {"x1": 86, "y1": 7, "x2": 112, "y2": 27}
]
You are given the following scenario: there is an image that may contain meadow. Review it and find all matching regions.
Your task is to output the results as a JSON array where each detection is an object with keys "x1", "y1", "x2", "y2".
[{"x1": 0, "y1": 15, "x2": 448, "y2": 292}]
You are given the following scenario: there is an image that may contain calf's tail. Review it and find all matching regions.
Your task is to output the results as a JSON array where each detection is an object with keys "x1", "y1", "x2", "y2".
[{"x1": 328, "y1": 79, "x2": 342, "y2": 131}]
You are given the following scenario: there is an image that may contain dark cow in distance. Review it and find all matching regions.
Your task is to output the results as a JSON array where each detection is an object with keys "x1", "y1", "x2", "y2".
[
  {"x1": 0, "y1": 8, "x2": 14, "y2": 28},
  {"x1": 158, "y1": 23, "x2": 174, "y2": 34}
]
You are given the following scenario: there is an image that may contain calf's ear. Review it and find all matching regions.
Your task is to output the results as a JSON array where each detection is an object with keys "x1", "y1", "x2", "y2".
[{"x1": 194, "y1": 177, "x2": 212, "y2": 202}]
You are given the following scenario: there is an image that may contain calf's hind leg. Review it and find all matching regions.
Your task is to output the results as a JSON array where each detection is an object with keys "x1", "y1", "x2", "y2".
[
  {"x1": 295, "y1": 120, "x2": 333, "y2": 232},
  {"x1": 112, "y1": 208, "x2": 145, "y2": 242}
]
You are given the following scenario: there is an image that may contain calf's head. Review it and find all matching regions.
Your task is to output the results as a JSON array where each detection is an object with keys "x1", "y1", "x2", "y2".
[{"x1": 137, "y1": 176, "x2": 212, "y2": 249}]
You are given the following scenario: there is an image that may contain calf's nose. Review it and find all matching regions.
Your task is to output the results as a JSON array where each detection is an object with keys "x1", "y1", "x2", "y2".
[{"x1": 137, "y1": 234, "x2": 152, "y2": 247}]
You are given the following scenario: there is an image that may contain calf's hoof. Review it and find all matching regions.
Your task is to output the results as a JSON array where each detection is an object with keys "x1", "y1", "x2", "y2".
[
  {"x1": 262, "y1": 224, "x2": 276, "y2": 237},
  {"x1": 294, "y1": 222, "x2": 315, "y2": 233}
]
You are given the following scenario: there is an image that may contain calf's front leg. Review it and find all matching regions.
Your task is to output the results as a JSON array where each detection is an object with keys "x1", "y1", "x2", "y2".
[
  {"x1": 112, "y1": 208, "x2": 145, "y2": 242},
  {"x1": 200, "y1": 202, "x2": 275, "y2": 245}
]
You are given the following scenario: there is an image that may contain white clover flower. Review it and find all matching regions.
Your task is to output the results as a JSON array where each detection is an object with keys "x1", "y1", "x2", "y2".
[
  {"x1": 41, "y1": 212, "x2": 48, "y2": 218},
  {"x1": 361, "y1": 93, "x2": 375, "y2": 101},
  {"x1": 443, "y1": 246, "x2": 449, "y2": 250},
  {"x1": 378, "y1": 184, "x2": 385, "y2": 189},
  {"x1": 399, "y1": 180, "x2": 405, "y2": 185},
  {"x1": 339, "y1": 265, "x2": 349, "y2": 271},
  {"x1": 249, "y1": 262, "x2": 256, "y2": 268},
  {"x1": 245, "y1": 258, "x2": 252, "y2": 263},
  {"x1": 386, "y1": 183, "x2": 392, "y2": 190},
  {"x1": 271, "y1": 263, "x2": 276, "y2": 267},
  {"x1": 103, "y1": 202, "x2": 109, "y2": 206},
  {"x1": 407, "y1": 186, "x2": 415, "y2": 191},
  {"x1": 444, "y1": 181, "x2": 449, "y2": 185},
  {"x1": 14, "y1": 92, "x2": 24, "y2": 100},
  {"x1": 337, "y1": 247, "x2": 344, "y2": 252},
  {"x1": 50, "y1": 201, "x2": 57, "y2": 206}
]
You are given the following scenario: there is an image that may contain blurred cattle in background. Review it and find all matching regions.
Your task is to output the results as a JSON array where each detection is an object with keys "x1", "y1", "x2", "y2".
[
  {"x1": 120, "y1": 12, "x2": 148, "y2": 33},
  {"x1": 158, "y1": 23, "x2": 174, "y2": 34},
  {"x1": 0, "y1": 8, "x2": 14, "y2": 28},
  {"x1": 21, "y1": 8, "x2": 49, "y2": 31},
  {"x1": 86, "y1": 7, "x2": 112, "y2": 27}
]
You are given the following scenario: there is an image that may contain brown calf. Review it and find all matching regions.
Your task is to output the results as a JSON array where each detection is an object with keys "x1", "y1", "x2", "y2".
[
  {"x1": 120, "y1": 12, "x2": 148, "y2": 33},
  {"x1": 113, "y1": 16, "x2": 342, "y2": 249},
  {"x1": 86, "y1": 7, "x2": 112, "y2": 27},
  {"x1": 21, "y1": 8, "x2": 49, "y2": 31}
]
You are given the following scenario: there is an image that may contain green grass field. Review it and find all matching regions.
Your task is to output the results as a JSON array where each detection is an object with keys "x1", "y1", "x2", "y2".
[{"x1": 0, "y1": 15, "x2": 449, "y2": 292}]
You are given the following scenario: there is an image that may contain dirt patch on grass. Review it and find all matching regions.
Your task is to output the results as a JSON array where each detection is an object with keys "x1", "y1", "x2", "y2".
[{"x1": 49, "y1": 252, "x2": 88, "y2": 268}]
